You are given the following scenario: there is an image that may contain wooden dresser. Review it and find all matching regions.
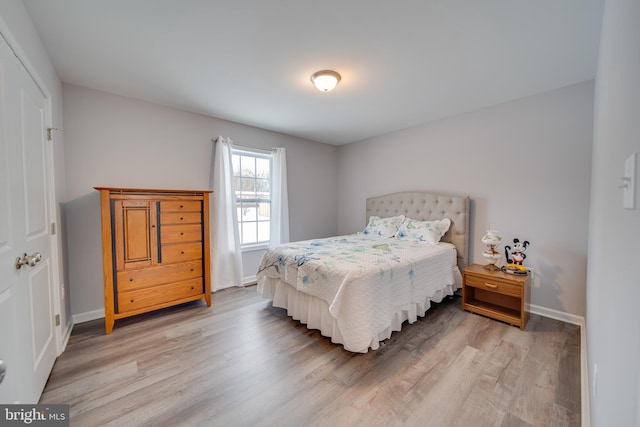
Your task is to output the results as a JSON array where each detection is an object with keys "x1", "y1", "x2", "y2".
[{"x1": 96, "y1": 187, "x2": 212, "y2": 333}]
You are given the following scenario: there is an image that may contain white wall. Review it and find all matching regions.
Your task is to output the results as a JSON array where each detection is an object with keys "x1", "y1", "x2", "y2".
[
  {"x1": 63, "y1": 84, "x2": 338, "y2": 317},
  {"x1": 587, "y1": 0, "x2": 640, "y2": 424},
  {"x1": 0, "y1": 3, "x2": 69, "y2": 328},
  {"x1": 338, "y1": 82, "x2": 594, "y2": 318}
]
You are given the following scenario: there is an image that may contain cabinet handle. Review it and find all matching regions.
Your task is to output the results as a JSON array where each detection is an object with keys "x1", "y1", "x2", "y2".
[{"x1": 484, "y1": 283, "x2": 498, "y2": 289}]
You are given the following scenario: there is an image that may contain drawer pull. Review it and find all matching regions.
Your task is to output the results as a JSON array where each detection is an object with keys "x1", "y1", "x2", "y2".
[{"x1": 484, "y1": 282, "x2": 499, "y2": 289}]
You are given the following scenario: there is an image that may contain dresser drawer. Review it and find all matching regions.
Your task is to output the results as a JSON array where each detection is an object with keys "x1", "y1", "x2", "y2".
[
  {"x1": 160, "y1": 200, "x2": 202, "y2": 212},
  {"x1": 161, "y1": 242, "x2": 202, "y2": 263},
  {"x1": 117, "y1": 278, "x2": 203, "y2": 313},
  {"x1": 117, "y1": 260, "x2": 202, "y2": 292},
  {"x1": 160, "y1": 211, "x2": 202, "y2": 225},
  {"x1": 464, "y1": 274, "x2": 522, "y2": 297},
  {"x1": 161, "y1": 224, "x2": 202, "y2": 244}
]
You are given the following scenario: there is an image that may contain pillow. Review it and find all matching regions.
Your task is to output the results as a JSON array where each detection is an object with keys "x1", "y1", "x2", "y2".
[
  {"x1": 396, "y1": 218, "x2": 451, "y2": 244},
  {"x1": 362, "y1": 215, "x2": 405, "y2": 238}
]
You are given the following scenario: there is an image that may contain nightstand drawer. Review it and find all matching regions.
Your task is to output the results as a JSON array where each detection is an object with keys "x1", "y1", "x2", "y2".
[{"x1": 464, "y1": 275, "x2": 522, "y2": 297}]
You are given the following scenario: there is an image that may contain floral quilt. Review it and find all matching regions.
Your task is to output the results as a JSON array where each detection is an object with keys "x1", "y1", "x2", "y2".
[{"x1": 257, "y1": 234, "x2": 460, "y2": 351}]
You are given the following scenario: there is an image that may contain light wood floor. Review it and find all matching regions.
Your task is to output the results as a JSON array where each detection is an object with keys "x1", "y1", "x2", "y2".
[{"x1": 40, "y1": 286, "x2": 580, "y2": 427}]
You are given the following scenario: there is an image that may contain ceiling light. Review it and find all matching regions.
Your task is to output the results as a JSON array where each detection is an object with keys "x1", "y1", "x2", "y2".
[{"x1": 310, "y1": 70, "x2": 341, "y2": 92}]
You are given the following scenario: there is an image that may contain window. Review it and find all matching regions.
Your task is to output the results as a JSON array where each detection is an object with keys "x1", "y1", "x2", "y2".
[{"x1": 232, "y1": 149, "x2": 271, "y2": 247}]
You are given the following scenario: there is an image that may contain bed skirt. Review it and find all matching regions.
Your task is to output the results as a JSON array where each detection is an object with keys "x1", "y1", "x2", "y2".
[{"x1": 257, "y1": 270, "x2": 461, "y2": 353}]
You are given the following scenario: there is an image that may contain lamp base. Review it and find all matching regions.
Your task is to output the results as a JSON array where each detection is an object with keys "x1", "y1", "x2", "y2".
[{"x1": 483, "y1": 263, "x2": 501, "y2": 271}]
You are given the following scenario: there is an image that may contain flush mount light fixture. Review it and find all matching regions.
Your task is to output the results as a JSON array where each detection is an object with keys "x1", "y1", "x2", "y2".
[{"x1": 310, "y1": 70, "x2": 341, "y2": 92}]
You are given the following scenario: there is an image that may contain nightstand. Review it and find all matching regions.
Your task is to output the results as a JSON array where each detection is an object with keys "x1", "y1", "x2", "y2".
[{"x1": 462, "y1": 264, "x2": 530, "y2": 330}]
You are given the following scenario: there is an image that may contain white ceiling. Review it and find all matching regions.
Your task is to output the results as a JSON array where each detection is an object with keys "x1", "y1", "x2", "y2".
[{"x1": 23, "y1": 0, "x2": 604, "y2": 146}]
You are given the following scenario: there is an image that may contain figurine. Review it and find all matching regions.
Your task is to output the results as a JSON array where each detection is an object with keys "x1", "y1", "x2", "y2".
[{"x1": 504, "y1": 238, "x2": 529, "y2": 274}]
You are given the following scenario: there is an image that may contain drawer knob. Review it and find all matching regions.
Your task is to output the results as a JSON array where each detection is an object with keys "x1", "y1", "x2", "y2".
[
  {"x1": 180, "y1": 217, "x2": 184, "y2": 220},
  {"x1": 180, "y1": 232, "x2": 184, "y2": 236},
  {"x1": 181, "y1": 251, "x2": 185, "y2": 255},
  {"x1": 130, "y1": 299, "x2": 134, "y2": 303},
  {"x1": 191, "y1": 286, "x2": 195, "y2": 290},
  {"x1": 180, "y1": 205, "x2": 184, "y2": 208},
  {"x1": 484, "y1": 282, "x2": 499, "y2": 289},
  {"x1": 129, "y1": 278, "x2": 133, "y2": 282}
]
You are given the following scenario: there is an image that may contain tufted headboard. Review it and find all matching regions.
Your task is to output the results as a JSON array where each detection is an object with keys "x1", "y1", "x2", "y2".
[{"x1": 366, "y1": 192, "x2": 471, "y2": 269}]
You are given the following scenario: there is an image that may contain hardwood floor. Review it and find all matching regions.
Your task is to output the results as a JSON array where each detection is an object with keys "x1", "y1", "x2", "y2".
[{"x1": 40, "y1": 286, "x2": 580, "y2": 426}]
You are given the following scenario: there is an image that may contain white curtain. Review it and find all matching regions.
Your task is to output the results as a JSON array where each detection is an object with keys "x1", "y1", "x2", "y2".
[
  {"x1": 270, "y1": 147, "x2": 290, "y2": 247},
  {"x1": 210, "y1": 136, "x2": 243, "y2": 291}
]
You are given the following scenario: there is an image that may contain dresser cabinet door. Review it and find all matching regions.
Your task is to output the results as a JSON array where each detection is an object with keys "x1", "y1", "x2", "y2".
[{"x1": 114, "y1": 200, "x2": 158, "y2": 271}]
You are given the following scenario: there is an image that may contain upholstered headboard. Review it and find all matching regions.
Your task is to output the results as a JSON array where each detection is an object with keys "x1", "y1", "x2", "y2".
[{"x1": 366, "y1": 192, "x2": 470, "y2": 269}]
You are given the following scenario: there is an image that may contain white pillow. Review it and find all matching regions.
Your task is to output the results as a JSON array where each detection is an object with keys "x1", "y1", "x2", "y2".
[
  {"x1": 362, "y1": 215, "x2": 405, "y2": 238},
  {"x1": 396, "y1": 218, "x2": 451, "y2": 244}
]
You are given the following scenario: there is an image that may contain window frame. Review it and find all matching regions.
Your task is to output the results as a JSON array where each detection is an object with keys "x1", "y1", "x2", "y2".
[{"x1": 232, "y1": 147, "x2": 272, "y2": 251}]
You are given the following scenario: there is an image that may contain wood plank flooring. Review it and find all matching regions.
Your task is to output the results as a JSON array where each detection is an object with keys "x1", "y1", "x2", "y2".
[{"x1": 40, "y1": 286, "x2": 580, "y2": 426}]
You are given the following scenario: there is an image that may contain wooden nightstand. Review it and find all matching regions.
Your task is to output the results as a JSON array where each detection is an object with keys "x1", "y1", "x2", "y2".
[{"x1": 462, "y1": 264, "x2": 531, "y2": 330}]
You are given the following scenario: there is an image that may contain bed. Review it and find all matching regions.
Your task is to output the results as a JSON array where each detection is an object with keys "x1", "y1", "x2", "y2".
[{"x1": 256, "y1": 191, "x2": 470, "y2": 353}]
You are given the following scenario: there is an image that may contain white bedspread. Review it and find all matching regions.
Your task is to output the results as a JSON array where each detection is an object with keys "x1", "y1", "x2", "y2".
[{"x1": 256, "y1": 234, "x2": 461, "y2": 352}]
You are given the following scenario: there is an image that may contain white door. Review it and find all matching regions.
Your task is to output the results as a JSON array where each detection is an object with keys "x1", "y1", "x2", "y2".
[{"x1": 0, "y1": 35, "x2": 57, "y2": 403}]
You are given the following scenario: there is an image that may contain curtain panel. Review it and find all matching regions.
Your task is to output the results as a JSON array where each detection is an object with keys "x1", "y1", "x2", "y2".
[
  {"x1": 270, "y1": 147, "x2": 290, "y2": 247},
  {"x1": 210, "y1": 136, "x2": 244, "y2": 291}
]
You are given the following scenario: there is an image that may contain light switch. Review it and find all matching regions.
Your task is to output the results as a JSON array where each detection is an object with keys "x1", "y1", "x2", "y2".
[{"x1": 623, "y1": 152, "x2": 636, "y2": 210}]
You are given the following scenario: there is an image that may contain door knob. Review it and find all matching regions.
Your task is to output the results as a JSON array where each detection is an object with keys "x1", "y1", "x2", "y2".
[
  {"x1": 0, "y1": 359, "x2": 6, "y2": 384},
  {"x1": 15, "y1": 252, "x2": 42, "y2": 270}
]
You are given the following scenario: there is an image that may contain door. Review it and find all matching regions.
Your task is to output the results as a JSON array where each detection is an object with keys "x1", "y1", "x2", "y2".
[{"x1": 0, "y1": 35, "x2": 57, "y2": 403}]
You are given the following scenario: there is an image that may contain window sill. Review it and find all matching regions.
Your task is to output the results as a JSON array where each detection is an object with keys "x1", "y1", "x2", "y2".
[{"x1": 241, "y1": 243, "x2": 270, "y2": 253}]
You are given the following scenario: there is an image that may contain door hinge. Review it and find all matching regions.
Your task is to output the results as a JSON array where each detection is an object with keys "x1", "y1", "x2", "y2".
[
  {"x1": 55, "y1": 314, "x2": 60, "y2": 326},
  {"x1": 50, "y1": 223, "x2": 56, "y2": 235},
  {"x1": 46, "y1": 128, "x2": 58, "y2": 141}
]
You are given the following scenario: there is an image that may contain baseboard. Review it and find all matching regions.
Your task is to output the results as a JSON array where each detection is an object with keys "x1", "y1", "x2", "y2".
[
  {"x1": 528, "y1": 303, "x2": 589, "y2": 426},
  {"x1": 243, "y1": 275, "x2": 257, "y2": 286},
  {"x1": 72, "y1": 308, "x2": 105, "y2": 324},
  {"x1": 580, "y1": 317, "x2": 590, "y2": 427},
  {"x1": 527, "y1": 303, "x2": 583, "y2": 326},
  {"x1": 59, "y1": 320, "x2": 73, "y2": 354}
]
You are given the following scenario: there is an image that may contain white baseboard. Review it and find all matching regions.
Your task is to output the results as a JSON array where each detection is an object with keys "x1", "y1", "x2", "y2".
[
  {"x1": 527, "y1": 303, "x2": 583, "y2": 325},
  {"x1": 580, "y1": 317, "x2": 590, "y2": 427},
  {"x1": 528, "y1": 303, "x2": 589, "y2": 427},
  {"x1": 59, "y1": 320, "x2": 73, "y2": 354},
  {"x1": 72, "y1": 308, "x2": 105, "y2": 324},
  {"x1": 243, "y1": 275, "x2": 257, "y2": 286}
]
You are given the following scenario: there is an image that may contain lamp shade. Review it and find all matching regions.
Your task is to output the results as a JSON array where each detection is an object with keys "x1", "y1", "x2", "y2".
[{"x1": 310, "y1": 70, "x2": 341, "y2": 92}]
